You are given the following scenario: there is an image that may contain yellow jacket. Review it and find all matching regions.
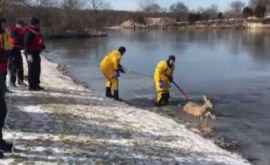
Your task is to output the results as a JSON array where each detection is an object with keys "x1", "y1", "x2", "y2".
[
  {"x1": 2, "y1": 32, "x2": 12, "y2": 50},
  {"x1": 0, "y1": 32, "x2": 12, "y2": 51},
  {"x1": 100, "y1": 50, "x2": 122, "y2": 79},
  {"x1": 154, "y1": 60, "x2": 174, "y2": 91}
]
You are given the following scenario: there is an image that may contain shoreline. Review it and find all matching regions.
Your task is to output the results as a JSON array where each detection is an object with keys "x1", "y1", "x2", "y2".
[
  {"x1": 44, "y1": 31, "x2": 108, "y2": 40},
  {"x1": 108, "y1": 20, "x2": 270, "y2": 32},
  {"x1": 49, "y1": 55, "x2": 248, "y2": 158},
  {"x1": 51, "y1": 58, "x2": 256, "y2": 163},
  {"x1": 1, "y1": 57, "x2": 251, "y2": 164}
]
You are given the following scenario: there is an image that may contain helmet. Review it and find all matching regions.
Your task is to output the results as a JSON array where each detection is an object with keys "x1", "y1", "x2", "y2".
[{"x1": 118, "y1": 46, "x2": 126, "y2": 55}]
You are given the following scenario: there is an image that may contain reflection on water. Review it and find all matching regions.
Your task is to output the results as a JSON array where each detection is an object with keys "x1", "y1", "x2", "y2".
[{"x1": 46, "y1": 30, "x2": 270, "y2": 165}]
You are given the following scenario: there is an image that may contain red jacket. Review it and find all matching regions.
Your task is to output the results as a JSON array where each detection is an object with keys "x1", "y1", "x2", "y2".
[
  {"x1": 10, "y1": 26, "x2": 26, "y2": 49},
  {"x1": 0, "y1": 33, "x2": 8, "y2": 74},
  {"x1": 25, "y1": 26, "x2": 45, "y2": 52}
]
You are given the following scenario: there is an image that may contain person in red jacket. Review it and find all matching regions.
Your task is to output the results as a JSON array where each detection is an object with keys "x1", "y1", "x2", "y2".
[
  {"x1": 9, "y1": 20, "x2": 26, "y2": 87},
  {"x1": 0, "y1": 18, "x2": 13, "y2": 158},
  {"x1": 24, "y1": 17, "x2": 45, "y2": 90}
]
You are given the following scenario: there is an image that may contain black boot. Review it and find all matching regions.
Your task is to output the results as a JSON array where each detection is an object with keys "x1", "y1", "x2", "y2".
[
  {"x1": 18, "y1": 80, "x2": 27, "y2": 86},
  {"x1": 157, "y1": 93, "x2": 170, "y2": 106},
  {"x1": 0, "y1": 140, "x2": 13, "y2": 153},
  {"x1": 113, "y1": 90, "x2": 120, "y2": 101},
  {"x1": 36, "y1": 86, "x2": 44, "y2": 91},
  {"x1": 106, "y1": 87, "x2": 113, "y2": 98}
]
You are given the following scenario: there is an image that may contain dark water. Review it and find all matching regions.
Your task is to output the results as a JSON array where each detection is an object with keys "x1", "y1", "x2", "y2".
[{"x1": 45, "y1": 30, "x2": 270, "y2": 165}]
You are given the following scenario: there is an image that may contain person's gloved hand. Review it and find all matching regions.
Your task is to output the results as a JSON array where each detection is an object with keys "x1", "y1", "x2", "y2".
[
  {"x1": 118, "y1": 65, "x2": 126, "y2": 74},
  {"x1": 168, "y1": 76, "x2": 174, "y2": 83},
  {"x1": 27, "y1": 55, "x2": 33, "y2": 63},
  {"x1": 120, "y1": 68, "x2": 126, "y2": 73}
]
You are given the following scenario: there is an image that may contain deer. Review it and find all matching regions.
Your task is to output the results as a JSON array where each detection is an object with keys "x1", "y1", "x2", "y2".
[{"x1": 183, "y1": 96, "x2": 216, "y2": 120}]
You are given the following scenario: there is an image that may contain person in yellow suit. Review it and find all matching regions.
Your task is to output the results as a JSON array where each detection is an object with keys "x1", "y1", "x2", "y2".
[
  {"x1": 154, "y1": 55, "x2": 176, "y2": 106},
  {"x1": 100, "y1": 47, "x2": 126, "y2": 100}
]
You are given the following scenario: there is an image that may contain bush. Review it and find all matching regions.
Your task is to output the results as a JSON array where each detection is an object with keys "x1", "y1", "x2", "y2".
[
  {"x1": 254, "y1": 5, "x2": 266, "y2": 18},
  {"x1": 188, "y1": 13, "x2": 201, "y2": 23},
  {"x1": 243, "y1": 7, "x2": 254, "y2": 18}
]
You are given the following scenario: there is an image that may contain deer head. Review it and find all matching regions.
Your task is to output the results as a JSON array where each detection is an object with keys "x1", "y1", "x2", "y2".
[{"x1": 203, "y1": 95, "x2": 214, "y2": 111}]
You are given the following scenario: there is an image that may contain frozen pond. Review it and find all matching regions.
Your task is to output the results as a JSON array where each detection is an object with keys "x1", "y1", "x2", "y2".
[{"x1": 46, "y1": 30, "x2": 270, "y2": 165}]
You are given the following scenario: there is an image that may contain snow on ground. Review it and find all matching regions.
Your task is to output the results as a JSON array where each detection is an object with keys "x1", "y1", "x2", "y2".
[{"x1": 0, "y1": 58, "x2": 251, "y2": 164}]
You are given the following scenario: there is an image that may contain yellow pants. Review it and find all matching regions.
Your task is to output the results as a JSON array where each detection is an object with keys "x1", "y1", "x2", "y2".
[
  {"x1": 100, "y1": 64, "x2": 119, "y2": 95},
  {"x1": 105, "y1": 77, "x2": 119, "y2": 92}
]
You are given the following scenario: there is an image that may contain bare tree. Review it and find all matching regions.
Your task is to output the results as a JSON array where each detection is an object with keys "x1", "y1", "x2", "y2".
[
  {"x1": 243, "y1": 6, "x2": 254, "y2": 17},
  {"x1": 0, "y1": 0, "x2": 6, "y2": 16},
  {"x1": 139, "y1": 0, "x2": 163, "y2": 13},
  {"x1": 230, "y1": 1, "x2": 245, "y2": 14},
  {"x1": 87, "y1": 0, "x2": 111, "y2": 30},
  {"x1": 88, "y1": 0, "x2": 111, "y2": 11},
  {"x1": 169, "y1": 1, "x2": 188, "y2": 13},
  {"x1": 249, "y1": 0, "x2": 270, "y2": 15},
  {"x1": 36, "y1": 0, "x2": 57, "y2": 7},
  {"x1": 169, "y1": 1, "x2": 189, "y2": 21},
  {"x1": 62, "y1": 0, "x2": 83, "y2": 10},
  {"x1": 0, "y1": 0, "x2": 30, "y2": 17},
  {"x1": 60, "y1": 0, "x2": 86, "y2": 32},
  {"x1": 255, "y1": 4, "x2": 266, "y2": 17},
  {"x1": 139, "y1": 0, "x2": 154, "y2": 10},
  {"x1": 249, "y1": 0, "x2": 269, "y2": 7},
  {"x1": 199, "y1": 4, "x2": 219, "y2": 20}
]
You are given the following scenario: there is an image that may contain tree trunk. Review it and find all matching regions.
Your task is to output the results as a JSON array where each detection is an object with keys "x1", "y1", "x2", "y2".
[{"x1": 0, "y1": 0, "x2": 7, "y2": 17}]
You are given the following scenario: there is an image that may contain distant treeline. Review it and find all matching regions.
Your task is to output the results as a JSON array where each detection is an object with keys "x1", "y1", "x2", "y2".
[
  {"x1": 0, "y1": 3, "x2": 181, "y2": 34},
  {"x1": 0, "y1": 0, "x2": 269, "y2": 34}
]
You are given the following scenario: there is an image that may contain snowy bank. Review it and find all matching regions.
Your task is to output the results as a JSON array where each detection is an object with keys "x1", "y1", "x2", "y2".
[{"x1": 1, "y1": 57, "x2": 251, "y2": 164}]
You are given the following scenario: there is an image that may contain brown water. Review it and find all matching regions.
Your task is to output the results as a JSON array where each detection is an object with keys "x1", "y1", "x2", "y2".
[{"x1": 45, "y1": 30, "x2": 270, "y2": 165}]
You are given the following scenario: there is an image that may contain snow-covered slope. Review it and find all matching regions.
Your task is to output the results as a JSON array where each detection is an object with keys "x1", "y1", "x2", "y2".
[{"x1": 1, "y1": 58, "x2": 251, "y2": 165}]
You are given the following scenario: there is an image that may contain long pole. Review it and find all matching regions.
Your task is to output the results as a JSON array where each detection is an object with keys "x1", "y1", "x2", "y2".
[
  {"x1": 172, "y1": 81, "x2": 191, "y2": 100},
  {"x1": 125, "y1": 68, "x2": 191, "y2": 100}
]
